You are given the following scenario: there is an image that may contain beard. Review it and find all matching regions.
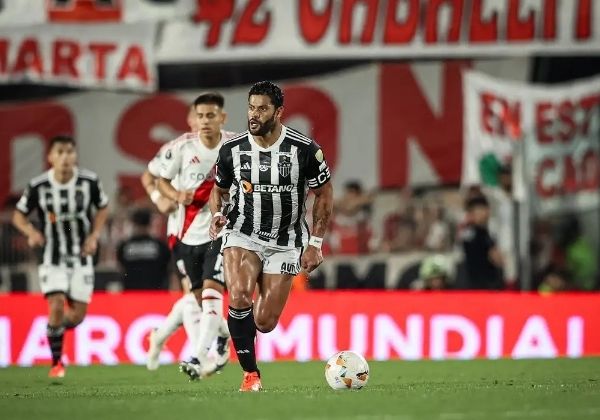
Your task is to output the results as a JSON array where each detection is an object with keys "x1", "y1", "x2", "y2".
[{"x1": 248, "y1": 114, "x2": 276, "y2": 136}]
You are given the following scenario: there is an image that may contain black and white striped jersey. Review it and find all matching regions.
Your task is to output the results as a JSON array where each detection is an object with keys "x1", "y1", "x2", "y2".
[
  {"x1": 16, "y1": 168, "x2": 109, "y2": 267},
  {"x1": 215, "y1": 125, "x2": 331, "y2": 249}
]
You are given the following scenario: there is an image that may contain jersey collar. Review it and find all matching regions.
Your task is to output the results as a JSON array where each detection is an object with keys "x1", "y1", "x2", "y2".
[
  {"x1": 48, "y1": 167, "x2": 79, "y2": 188},
  {"x1": 249, "y1": 125, "x2": 287, "y2": 152}
]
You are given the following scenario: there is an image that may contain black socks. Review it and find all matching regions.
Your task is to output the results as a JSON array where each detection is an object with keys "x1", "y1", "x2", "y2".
[{"x1": 227, "y1": 306, "x2": 258, "y2": 373}]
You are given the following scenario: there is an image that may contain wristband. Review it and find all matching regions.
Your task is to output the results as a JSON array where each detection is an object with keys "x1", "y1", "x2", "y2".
[
  {"x1": 308, "y1": 236, "x2": 323, "y2": 249},
  {"x1": 213, "y1": 211, "x2": 223, "y2": 218},
  {"x1": 150, "y1": 189, "x2": 161, "y2": 204}
]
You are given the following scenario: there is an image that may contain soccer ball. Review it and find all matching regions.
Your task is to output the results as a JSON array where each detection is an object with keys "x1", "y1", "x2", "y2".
[{"x1": 324, "y1": 351, "x2": 369, "y2": 390}]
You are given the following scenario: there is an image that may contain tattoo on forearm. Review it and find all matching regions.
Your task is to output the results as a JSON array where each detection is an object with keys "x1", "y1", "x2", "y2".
[{"x1": 312, "y1": 195, "x2": 332, "y2": 237}]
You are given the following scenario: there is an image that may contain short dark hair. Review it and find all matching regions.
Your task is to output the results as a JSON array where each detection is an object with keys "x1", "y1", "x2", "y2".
[
  {"x1": 131, "y1": 208, "x2": 152, "y2": 227},
  {"x1": 249, "y1": 81, "x2": 284, "y2": 108},
  {"x1": 49, "y1": 135, "x2": 76, "y2": 149},
  {"x1": 193, "y1": 92, "x2": 225, "y2": 108},
  {"x1": 465, "y1": 195, "x2": 489, "y2": 210}
]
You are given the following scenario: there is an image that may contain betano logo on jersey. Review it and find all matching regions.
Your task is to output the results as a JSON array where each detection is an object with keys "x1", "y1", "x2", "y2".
[{"x1": 241, "y1": 180, "x2": 293, "y2": 194}]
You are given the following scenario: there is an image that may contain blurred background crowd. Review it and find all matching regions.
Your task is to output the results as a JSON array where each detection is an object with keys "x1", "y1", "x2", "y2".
[{"x1": 3, "y1": 160, "x2": 597, "y2": 293}]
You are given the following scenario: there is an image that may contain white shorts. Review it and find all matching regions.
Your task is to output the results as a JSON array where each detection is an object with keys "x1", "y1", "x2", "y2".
[
  {"x1": 38, "y1": 264, "x2": 95, "y2": 303},
  {"x1": 221, "y1": 231, "x2": 302, "y2": 275}
]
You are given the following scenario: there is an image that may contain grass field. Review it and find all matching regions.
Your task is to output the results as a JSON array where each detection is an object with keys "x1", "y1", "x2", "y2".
[{"x1": 1, "y1": 358, "x2": 599, "y2": 420}]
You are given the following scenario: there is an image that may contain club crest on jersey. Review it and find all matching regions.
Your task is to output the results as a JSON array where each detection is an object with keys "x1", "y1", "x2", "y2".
[{"x1": 278, "y1": 161, "x2": 291, "y2": 177}]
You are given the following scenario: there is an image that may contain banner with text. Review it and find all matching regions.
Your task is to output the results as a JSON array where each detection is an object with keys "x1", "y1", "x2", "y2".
[
  {"x1": 0, "y1": 23, "x2": 157, "y2": 91},
  {"x1": 0, "y1": 60, "x2": 530, "y2": 206},
  {"x1": 0, "y1": 0, "x2": 194, "y2": 25},
  {"x1": 1, "y1": 291, "x2": 599, "y2": 366},
  {"x1": 462, "y1": 71, "x2": 600, "y2": 215},
  {"x1": 158, "y1": 0, "x2": 600, "y2": 62}
]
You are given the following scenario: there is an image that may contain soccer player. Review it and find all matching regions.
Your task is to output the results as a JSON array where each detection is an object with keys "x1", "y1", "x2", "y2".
[
  {"x1": 158, "y1": 92, "x2": 237, "y2": 379},
  {"x1": 208, "y1": 81, "x2": 334, "y2": 391},
  {"x1": 142, "y1": 105, "x2": 204, "y2": 371},
  {"x1": 12, "y1": 135, "x2": 109, "y2": 378}
]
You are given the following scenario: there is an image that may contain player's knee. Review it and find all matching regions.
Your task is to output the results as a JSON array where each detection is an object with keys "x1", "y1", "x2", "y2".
[
  {"x1": 255, "y1": 316, "x2": 278, "y2": 333},
  {"x1": 228, "y1": 286, "x2": 254, "y2": 308},
  {"x1": 47, "y1": 294, "x2": 66, "y2": 313},
  {"x1": 70, "y1": 313, "x2": 86, "y2": 326}
]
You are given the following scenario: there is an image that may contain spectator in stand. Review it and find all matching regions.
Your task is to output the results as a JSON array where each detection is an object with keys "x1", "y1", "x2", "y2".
[
  {"x1": 486, "y1": 163, "x2": 517, "y2": 287},
  {"x1": 416, "y1": 254, "x2": 452, "y2": 290},
  {"x1": 538, "y1": 267, "x2": 571, "y2": 294},
  {"x1": 99, "y1": 185, "x2": 136, "y2": 266},
  {"x1": 380, "y1": 188, "x2": 417, "y2": 252},
  {"x1": 116, "y1": 208, "x2": 171, "y2": 290},
  {"x1": 423, "y1": 203, "x2": 452, "y2": 252},
  {"x1": 332, "y1": 180, "x2": 374, "y2": 254},
  {"x1": 0, "y1": 195, "x2": 30, "y2": 266},
  {"x1": 459, "y1": 195, "x2": 504, "y2": 290},
  {"x1": 559, "y1": 216, "x2": 597, "y2": 291}
]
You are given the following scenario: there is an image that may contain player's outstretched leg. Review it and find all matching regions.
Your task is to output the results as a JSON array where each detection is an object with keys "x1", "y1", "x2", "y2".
[
  {"x1": 147, "y1": 295, "x2": 187, "y2": 370},
  {"x1": 182, "y1": 283, "x2": 226, "y2": 380},
  {"x1": 180, "y1": 293, "x2": 202, "y2": 352},
  {"x1": 215, "y1": 317, "x2": 231, "y2": 371}
]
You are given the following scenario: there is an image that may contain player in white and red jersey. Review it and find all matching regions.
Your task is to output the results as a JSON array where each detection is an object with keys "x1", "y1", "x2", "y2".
[
  {"x1": 141, "y1": 106, "x2": 203, "y2": 371},
  {"x1": 158, "y1": 92, "x2": 237, "y2": 379}
]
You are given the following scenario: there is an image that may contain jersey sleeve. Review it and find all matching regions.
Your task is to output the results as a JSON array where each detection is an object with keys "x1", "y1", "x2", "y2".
[
  {"x1": 15, "y1": 182, "x2": 39, "y2": 215},
  {"x1": 215, "y1": 145, "x2": 234, "y2": 189},
  {"x1": 147, "y1": 150, "x2": 163, "y2": 177},
  {"x1": 90, "y1": 178, "x2": 109, "y2": 209},
  {"x1": 305, "y1": 141, "x2": 331, "y2": 189},
  {"x1": 159, "y1": 143, "x2": 182, "y2": 180}
]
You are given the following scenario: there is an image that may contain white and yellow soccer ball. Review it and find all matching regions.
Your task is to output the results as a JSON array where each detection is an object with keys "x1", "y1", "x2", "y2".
[{"x1": 324, "y1": 351, "x2": 369, "y2": 390}]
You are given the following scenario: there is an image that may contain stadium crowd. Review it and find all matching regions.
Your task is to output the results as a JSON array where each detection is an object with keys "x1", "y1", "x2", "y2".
[{"x1": 2, "y1": 165, "x2": 598, "y2": 294}]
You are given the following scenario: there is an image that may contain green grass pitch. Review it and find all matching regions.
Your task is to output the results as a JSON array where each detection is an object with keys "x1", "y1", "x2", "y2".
[{"x1": 1, "y1": 358, "x2": 599, "y2": 420}]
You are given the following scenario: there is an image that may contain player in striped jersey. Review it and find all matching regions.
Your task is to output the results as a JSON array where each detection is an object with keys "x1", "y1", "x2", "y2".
[
  {"x1": 158, "y1": 92, "x2": 236, "y2": 379},
  {"x1": 209, "y1": 81, "x2": 334, "y2": 391},
  {"x1": 12, "y1": 135, "x2": 109, "y2": 378},
  {"x1": 141, "y1": 105, "x2": 204, "y2": 371}
]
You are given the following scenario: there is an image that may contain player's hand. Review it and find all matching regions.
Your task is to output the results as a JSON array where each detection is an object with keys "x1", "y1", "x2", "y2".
[
  {"x1": 301, "y1": 245, "x2": 323, "y2": 273},
  {"x1": 177, "y1": 190, "x2": 195, "y2": 205},
  {"x1": 82, "y1": 234, "x2": 99, "y2": 257},
  {"x1": 209, "y1": 214, "x2": 227, "y2": 240},
  {"x1": 27, "y1": 229, "x2": 45, "y2": 248}
]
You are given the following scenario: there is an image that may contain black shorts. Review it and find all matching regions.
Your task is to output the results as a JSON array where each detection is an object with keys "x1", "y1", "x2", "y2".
[
  {"x1": 171, "y1": 240, "x2": 187, "y2": 280},
  {"x1": 178, "y1": 238, "x2": 224, "y2": 291}
]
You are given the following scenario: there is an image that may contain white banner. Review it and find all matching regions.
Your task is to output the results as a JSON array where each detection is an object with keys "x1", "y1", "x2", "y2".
[
  {"x1": 0, "y1": 0, "x2": 194, "y2": 25},
  {"x1": 158, "y1": 0, "x2": 600, "y2": 63},
  {"x1": 463, "y1": 71, "x2": 600, "y2": 215},
  {"x1": 0, "y1": 23, "x2": 157, "y2": 91}
]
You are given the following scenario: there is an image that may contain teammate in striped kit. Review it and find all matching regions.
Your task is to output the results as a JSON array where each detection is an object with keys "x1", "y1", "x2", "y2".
[
  {"x1": 12, "y1": 135, "x2": 109, "y2": 378},
  {"x1": 209, "y1": 81, "x2": 334, "y2": 391},
  {"x1": 158, "y1": 93, "x2": 236, "y2": 379}
]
